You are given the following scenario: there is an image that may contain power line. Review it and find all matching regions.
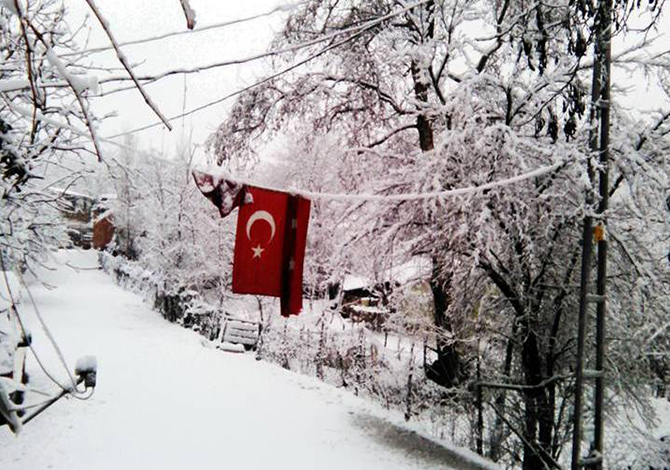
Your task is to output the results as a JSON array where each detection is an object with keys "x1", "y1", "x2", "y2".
[
  {"x1": 2, "y1": 0, "x2": 429, "y2": 96},
  {"x1": 104, "y1": 0, "x2": 432, "y2": 139},
  {"x1": 14, "y1": 268, "x2": 85, "y2": 395},
  {"x1": 0, "y1": 257, "x2": 73, "y2": 395},
  {"x1": 105, "y1": 29, "x2": 368, "y2": 138},
  {"x1": 196, "y1": 159, "x2": 569, "y2": 203},
  {"x1": 63, "y1": 2, "x2": 305, "y2": 58}
]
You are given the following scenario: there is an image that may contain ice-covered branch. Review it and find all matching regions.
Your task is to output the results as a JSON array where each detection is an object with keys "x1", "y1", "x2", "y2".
[
  {"x1": 101, "y1": 0, "x2": 433, "y2": 89},
  {"x1": 478, "y1": 374, "x2": 570, "y2": 391},
  {"x1": 6, "y1": 100, "x2": 93, "y2": 140},
  {"x1": 610, "y1": 110, "x2": 670, "y2": 197},
  {"x1": 21, "y1": 20, "x2": 104, "y2": 160}
]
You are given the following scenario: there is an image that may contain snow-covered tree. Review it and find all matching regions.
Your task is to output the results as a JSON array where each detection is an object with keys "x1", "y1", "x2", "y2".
[
  {"x1": 106, "y1": 139, "x2": 237, "y2": 325},
  {"x1": 0, "y1": 0, "x2": 104, "y2": 271},
  {"x1": 207, "y1": 1, "x2": 670, "y2": 468}
]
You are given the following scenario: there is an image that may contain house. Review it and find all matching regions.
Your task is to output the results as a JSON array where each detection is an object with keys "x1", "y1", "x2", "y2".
[
  {"x1": 48, "y1": 189, "x2": 116, "y2": 250},
  {"x1": 48, "y1": 188, "x2": 96, "y2": 248},
  {"x1": 334, "y1": 257, "x2": 433, "y2": 330}
]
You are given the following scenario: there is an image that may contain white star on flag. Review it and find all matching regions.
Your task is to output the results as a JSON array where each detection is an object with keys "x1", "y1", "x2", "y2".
[{"x1": 252, "y1": 245, "x2": 265, "y2": 258}]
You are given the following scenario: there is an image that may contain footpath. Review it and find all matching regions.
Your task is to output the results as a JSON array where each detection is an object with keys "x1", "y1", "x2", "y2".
[{"x1": 0, "y1": 250, "x2": 496, "y2": 470}]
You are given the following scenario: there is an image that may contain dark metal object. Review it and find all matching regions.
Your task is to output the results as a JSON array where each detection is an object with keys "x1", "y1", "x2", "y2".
[
  {"x1": 593, "y1": 0, "x2": 612, "y2": 465},
  {"x1": 571, "y1": 216, "x2": 594, "y2": 470},
  {"x1": 22, "y1": 355, "x2": 98, "y2": 426},
  {"x1": 20, "y1": 378, "x2": 84, "y2": 426},
  {"x1": 572, "y1": 1, "x2": 612, "y2": 468}
]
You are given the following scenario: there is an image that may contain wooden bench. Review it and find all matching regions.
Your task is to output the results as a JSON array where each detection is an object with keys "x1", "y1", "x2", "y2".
[{"x1": 216, "y1": 317, "x2": 260, "y2": 351}]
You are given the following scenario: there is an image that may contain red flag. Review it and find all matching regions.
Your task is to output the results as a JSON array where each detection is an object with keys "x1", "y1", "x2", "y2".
[
  {"x1": 232, "y1": 186, "x2": 310, "y2": 316},
  {"x1": 192, "y1": 171, "x2": 311, "y2": 316}
]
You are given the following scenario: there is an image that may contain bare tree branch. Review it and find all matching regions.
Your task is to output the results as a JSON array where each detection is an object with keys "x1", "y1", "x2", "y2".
[
  {"x1": 178, "y1": 0, "x2": 196, "y2": 30},
  {"x1": 367, "y1": 124, "x2": 417, "y2": 148}
]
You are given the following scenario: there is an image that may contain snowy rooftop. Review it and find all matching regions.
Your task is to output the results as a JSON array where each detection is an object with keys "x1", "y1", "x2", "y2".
[{"x1": 342, "y1": 257, "x2": 432, "y2": 292}]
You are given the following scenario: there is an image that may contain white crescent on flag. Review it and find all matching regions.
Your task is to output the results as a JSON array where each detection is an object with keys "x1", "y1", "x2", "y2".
[{"x1": 246, "y1": 210, "x2": 276, "y2": 243}]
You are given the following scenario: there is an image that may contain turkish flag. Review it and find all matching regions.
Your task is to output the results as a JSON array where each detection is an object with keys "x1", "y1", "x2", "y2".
[{"x1": 232, "y1": 186, "x2": 311, "y2": 316}]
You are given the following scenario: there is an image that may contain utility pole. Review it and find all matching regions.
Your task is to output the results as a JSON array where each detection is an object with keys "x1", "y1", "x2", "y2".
[
  {"x1": 592, "y1": 0, "x2": 612, "y2": 462},
  {"x1": 571, "y1": 0, "x2": 612, "y2": 469}
]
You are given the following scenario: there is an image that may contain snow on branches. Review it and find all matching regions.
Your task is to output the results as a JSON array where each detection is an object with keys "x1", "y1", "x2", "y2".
[{"x1": 204, "y1": 1, "x2": 670, "y2": 468}]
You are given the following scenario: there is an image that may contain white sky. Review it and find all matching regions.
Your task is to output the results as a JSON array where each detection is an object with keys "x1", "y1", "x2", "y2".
[
  {"x1": 61, "y1": 1, "x2": 670, "y2": 167},
  {"x1": 64, "y1": 0, "x2": 291, "y2": 160},
  {"x1": 611, "y1": 7, "x2": 670, "y2": 118}
]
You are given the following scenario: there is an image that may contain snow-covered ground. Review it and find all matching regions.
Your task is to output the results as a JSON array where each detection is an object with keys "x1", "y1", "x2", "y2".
[{"x1": 0, "y1": 250, "x2": 496, "y2": 470}]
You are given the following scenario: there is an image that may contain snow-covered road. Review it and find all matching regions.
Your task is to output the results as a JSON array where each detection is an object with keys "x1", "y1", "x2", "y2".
[{"x1": 0, "y1": 250, "x2": 495, "y2": 470}]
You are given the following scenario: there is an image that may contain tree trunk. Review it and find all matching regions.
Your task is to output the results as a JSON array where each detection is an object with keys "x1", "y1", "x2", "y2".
[
  {"x1": 411, "y1": 58, "x2": 435, "y2": 152},
  {"x1": 521, "y1": 320, "x2": 554, "y2": 470},
  {"x1": 489, "y1": 324, "x2": 516, "y2": 461},
  {"x1": 407, "y1": 0, "x2": 463, "y2": 389},
  {"x1": 427, "y1": 263, "x2": 462, "y2": 387}
]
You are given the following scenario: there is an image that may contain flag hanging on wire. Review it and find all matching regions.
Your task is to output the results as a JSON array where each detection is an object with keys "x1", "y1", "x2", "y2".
[{"x1": 193, "y1": 171, "x2": 311, "y2": 316}]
